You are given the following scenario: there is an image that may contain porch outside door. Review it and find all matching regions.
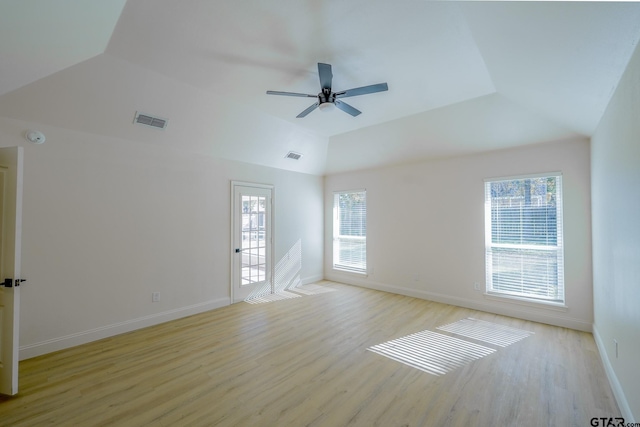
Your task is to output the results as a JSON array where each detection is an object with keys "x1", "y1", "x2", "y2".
[
  {"x1": 231, "y1": 182, "x2": 273, "y2": 303},
  {"x1": 0, "y1": 147, "x2": 23, "y2": 396}
]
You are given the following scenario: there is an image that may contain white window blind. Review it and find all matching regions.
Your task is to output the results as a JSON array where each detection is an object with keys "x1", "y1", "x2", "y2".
[
  {"x1": 484, "y1": 175, "x2": 564, "y2": 303},
  {"x1": 333, "y1": 190, "x2": 366, "y2": 273}
]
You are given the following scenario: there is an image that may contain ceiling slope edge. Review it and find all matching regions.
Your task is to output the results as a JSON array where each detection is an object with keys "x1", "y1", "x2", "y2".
[
  {"x1": 0, "y1": 53, "x2": 329, "y2": 176},
  {"x1": 0, "y1": 54, "x2": 328, "y2": 175},
  {"x1": 324, "y1": 93, "x2": 582, "y2": 175},
  {"x1": 0, "y1": 0, "x2": 127, "y2": 96}
]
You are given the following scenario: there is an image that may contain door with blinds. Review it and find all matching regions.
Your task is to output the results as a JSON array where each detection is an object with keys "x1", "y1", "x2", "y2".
[{"x1": 231, "y1": 182, "x2": 273, "y2": 303}]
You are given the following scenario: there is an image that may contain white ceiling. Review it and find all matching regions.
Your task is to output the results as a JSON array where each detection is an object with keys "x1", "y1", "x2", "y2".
[
  {"x1": 1, "y1": 1, "x2": 639, "y2": 175},
  {"x1": 0, "y1": 0, "x2": 127, "y2": 96}
]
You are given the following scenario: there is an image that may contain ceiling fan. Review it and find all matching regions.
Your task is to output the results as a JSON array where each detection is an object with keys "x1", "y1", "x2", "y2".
[{"x1": 266, "y1": 63, "x2": 388, "y2": 118}]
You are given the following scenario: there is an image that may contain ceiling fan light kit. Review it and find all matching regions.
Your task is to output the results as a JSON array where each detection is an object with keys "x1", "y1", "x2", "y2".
[
  {"x1": 318, "y1": 102, "x2": 335, "y2": 112},
  {"x1": 267, "y1": 63, "x2": 388, "y2": 118}
]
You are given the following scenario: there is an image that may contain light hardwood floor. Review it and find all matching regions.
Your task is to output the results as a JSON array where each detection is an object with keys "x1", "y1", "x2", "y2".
[{"x1": 0, "y1": 281, "x2": 619, "y2": 426}]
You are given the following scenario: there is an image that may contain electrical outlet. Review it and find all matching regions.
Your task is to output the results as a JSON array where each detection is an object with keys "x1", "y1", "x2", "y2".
[
  {"x1": 152, "y1": 292, "x2": 160, "y2": 302},
  {"x1": 474, "y1": 282, "x2": 481, "y2": 291}
]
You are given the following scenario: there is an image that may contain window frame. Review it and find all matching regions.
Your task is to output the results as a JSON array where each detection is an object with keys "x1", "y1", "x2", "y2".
[
  {"x1": 332, "y1": 189, "x2": 367, "y2": 275},
  {"x1": 484, "y1": 173, "x2": 565, "y2": 305}
]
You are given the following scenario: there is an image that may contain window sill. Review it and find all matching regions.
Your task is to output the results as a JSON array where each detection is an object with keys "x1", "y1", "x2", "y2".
[
  {"x1": 483, "y1": 292, "x2": 568, "y2": 311},
  {"x1": 332, "y1": 267, "x2": 368, "y2": 277}
]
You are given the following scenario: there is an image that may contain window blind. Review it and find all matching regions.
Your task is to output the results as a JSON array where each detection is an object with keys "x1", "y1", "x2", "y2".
[
  {"x1": 333, "y1": 190, "x2": 366, "y2": 273},
  {"x1": 485, "y1": 175, "x2": 564, "y2": 303}
]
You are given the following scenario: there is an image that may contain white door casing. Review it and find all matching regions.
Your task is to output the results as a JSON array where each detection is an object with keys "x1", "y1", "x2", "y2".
[
  {"x1": 0, "y1": 147, "x2": 23, "y2": 396},
  {"x1": 231, "y1": 182, "x2": 273, "y2": 303}
]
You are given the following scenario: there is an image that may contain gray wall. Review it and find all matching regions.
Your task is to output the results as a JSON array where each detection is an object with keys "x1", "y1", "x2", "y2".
[
  {"x1": 325, "y1": 138, "x2": 593, "y2": 331},
  {"x1": 0, "y1": 117, "x2": 324, "y2": 359},
  {"x1": 592, "y1": 41, "x2": 640, "y2": 421}
]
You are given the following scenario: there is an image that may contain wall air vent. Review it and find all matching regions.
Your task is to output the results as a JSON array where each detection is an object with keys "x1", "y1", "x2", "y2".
[
  {"x1": 134, "y1": 112, "x2": 168, "y2": 130},
  {"x1": 285, "y1": 151, "x2": 303, "y2": 160}
]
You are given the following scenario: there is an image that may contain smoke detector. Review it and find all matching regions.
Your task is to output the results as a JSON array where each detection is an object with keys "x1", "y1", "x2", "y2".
[{"x1": 25, "y1": 130, "x2": 46, "y2": 144}]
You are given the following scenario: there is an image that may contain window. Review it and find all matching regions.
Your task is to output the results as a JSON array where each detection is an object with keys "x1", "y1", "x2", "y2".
[
  {"x1": 484, "y1": 174, "x2": 564, "y2": 303},
  {"x1": 333, "y1": 190, "x2": 366, "y2": 274}
]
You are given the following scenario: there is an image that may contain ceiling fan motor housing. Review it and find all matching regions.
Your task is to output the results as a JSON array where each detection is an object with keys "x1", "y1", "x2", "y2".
[{"x1": 319, "y1": 90, "x2": 335, "y2": 105}]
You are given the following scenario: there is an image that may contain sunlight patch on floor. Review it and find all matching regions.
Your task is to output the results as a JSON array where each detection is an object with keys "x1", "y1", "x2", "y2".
[
  {"x1": 244, "y1": 283, "x2": 336, "y2": 304},
  {"x1": 244, "y1": 290, "x2": 301, "y2": 305},
  {"x1": 291, "y1": 283, "x2": 337, "y2": 296},
  {"x1": 436, "y1": 318, "x2": 534, "y2": 347},
  {"x1": 367, "y1": 330, "x2": 495, "y2": 376}
]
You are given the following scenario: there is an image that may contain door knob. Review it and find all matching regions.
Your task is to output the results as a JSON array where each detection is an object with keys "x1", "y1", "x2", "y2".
[{"x1": 2, "y1": 278, "x2": 25, "y2": 288}]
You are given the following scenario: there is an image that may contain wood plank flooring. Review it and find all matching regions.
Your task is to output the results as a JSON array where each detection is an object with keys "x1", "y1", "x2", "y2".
[{"x1": 0, "y1": 281, "x2": 620, "y2": 426}]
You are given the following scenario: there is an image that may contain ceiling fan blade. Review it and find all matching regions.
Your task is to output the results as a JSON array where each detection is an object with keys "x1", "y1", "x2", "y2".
[
  {"x1": 318, "y1": 63, "x2": 333, "y2": 91},
  {"x1": 266, "y1": 91, "x2": 316, "y2": 98},
  {"x1": 335, "y1": 82, "x2": 388, "y2": 98},
  {"x1": 296, "y1": 102, "x2": 320, "y2": 118},
  {"x1": 334, "y1": 99, "x2": 361, "y2": 117}
]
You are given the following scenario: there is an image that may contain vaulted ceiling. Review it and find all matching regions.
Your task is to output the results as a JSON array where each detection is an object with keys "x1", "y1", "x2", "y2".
[{"x1": 1, "y1": 1, "x2": 639, "y2": 175}]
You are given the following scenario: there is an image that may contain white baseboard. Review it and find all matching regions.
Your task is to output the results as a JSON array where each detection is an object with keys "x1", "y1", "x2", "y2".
[
  {"x1": 19, "y1": 297, "x2": 230, "y2": 360},
  {"x1": 326, "y1": 273, "x2": 592, "y2": 332},
  {"x1": 302, "y1": 274, "x2": 324, "y2": 285},
  {"x1": 593, "y1": 325, "x2": 634, "y2": 422},
  {"x1": 20, "y1": 277, "x2": 324, "y2": 361}
]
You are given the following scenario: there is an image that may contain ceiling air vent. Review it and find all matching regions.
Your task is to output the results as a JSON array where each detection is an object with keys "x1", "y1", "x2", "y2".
[
  {"x1": 285, "y1": 151, "x2": 303, "y2": 160},
  {"x1": 134, "y1": 112, "x2": 168, "y2": 130}
]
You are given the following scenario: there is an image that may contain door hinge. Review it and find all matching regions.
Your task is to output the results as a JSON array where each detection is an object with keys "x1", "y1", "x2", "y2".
[{"x1": 2, "y1": 278, "x2": 26, "y2": 288}]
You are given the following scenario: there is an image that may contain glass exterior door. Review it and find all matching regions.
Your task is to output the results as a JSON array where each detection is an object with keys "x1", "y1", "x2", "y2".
[{"x1": 232, "y1": 183, "x2": 272, "y2": 302}]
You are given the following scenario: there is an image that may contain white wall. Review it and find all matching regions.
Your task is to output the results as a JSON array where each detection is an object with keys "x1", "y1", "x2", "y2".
[
  {"x1": 591, "y1": 41, "x2": 640, "y2": 422},
  {"x1": 0, "y1": 117, "x2": 324, "y2": 360},
  {"x1": 325, "y1": 138, "x2": 593, "y2": 331}
]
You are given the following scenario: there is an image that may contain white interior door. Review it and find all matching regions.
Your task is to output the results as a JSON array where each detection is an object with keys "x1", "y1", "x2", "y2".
[
  {"x1": 0, "y1": 146, "x2": 23, "y2": 396},
  {"x1": 231, "y1": 183, "x2": 272, "y2": 303}
]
